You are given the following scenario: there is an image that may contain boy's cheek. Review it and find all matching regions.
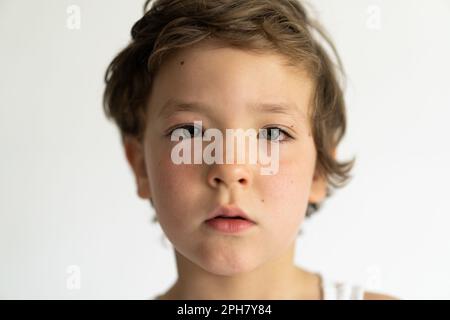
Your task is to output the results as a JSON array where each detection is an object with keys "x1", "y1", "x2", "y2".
[
  {"x1": 149, "y1": 163, "x2": 199, "y2": 232},
  {"x1": 258, "y1": 158, "x2": 312, "y2": 210},
  {"x1": 259, "y1": 175, "x2": 310, "y2": 218},
  {"x1": 153, "y1": 156, "x2": 198, "y2": 195}
]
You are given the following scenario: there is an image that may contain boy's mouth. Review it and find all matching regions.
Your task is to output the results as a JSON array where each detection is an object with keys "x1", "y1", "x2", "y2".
[
  {"x1": 205, "y1": 206, "x2": 256, "y2": 234},
  {"x1": 214, "y1": 216, "x2": 247, "y2": 220},
  {"x1": 205, "y1": 204, "x2": 255, "y2": 223}
]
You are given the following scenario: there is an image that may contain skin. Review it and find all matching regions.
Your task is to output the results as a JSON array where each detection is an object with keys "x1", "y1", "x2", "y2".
[{"x1": 123, "y1": 39, "x2": 396, "y2": 300}]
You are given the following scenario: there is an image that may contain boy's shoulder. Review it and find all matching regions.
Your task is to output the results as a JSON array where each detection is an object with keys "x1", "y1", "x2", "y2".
[{"x1": 363, "y1": 291, "x2": 399, "y2": 300}]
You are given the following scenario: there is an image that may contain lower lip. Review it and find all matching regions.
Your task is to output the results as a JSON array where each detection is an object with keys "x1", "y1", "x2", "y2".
[{"x1": 205, "y1": 218, "x2": 255, "y2": 233}]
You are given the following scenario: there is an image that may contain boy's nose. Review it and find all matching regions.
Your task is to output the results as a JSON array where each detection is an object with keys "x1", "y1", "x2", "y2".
[{"x1": 207, "y1": 163, "x2": 252, "y2": 189}]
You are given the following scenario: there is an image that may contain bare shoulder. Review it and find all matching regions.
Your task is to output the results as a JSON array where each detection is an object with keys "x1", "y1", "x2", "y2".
[{"x1": 363, "y1": 291, "x2": 400, "y2": 300}]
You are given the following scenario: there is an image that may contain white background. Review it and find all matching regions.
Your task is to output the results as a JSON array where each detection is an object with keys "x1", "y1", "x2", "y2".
[{"x1": 1, "y1": 0, "x2": 449, "y2": 299}]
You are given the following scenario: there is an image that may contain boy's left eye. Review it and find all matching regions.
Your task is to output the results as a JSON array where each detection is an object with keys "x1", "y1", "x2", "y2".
[
  {"x1": 168, "y1": 124, "x2": 203, "y2": 139},
  {"x1": 259, "y1": 127, "x2": 291, "y2": 142}
]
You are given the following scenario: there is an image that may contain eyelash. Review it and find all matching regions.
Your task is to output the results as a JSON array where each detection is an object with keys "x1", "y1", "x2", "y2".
[{"x1": 164, "y1": 123, "x2": 293, "y2": 143}]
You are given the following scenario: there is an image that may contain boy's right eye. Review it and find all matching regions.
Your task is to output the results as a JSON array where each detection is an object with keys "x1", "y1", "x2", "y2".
[{"x1": 168, "y1": 124, "x2": 203, "y2": 139}]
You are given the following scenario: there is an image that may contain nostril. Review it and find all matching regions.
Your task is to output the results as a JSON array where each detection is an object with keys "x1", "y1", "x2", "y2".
[{"x1": 210, "y1": 177, "x2": 248, "y2": 187}]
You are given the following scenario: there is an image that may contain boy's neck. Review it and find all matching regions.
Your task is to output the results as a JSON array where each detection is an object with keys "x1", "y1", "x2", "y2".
[{"x1": 159, "y1": 243, "x2": 322, "y2": 300}]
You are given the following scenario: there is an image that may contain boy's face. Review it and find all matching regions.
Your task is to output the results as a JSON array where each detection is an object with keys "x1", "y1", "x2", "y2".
[{"x1": 125, "y1": 39, "x2": 328, "y2": 275}]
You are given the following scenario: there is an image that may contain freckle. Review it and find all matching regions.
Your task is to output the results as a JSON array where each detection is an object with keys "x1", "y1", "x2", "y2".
[{"x1": 261, "y1": 199, "x2": 264, "y2": 203}]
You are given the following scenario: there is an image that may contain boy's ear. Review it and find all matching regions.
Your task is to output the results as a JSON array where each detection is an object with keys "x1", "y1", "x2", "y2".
[
  {"x1": 123, "y1": 136, "x2": 152, "y2": 200},
  {"x1": 308, "y1": 148, "x2": 336, "y2": 204}
]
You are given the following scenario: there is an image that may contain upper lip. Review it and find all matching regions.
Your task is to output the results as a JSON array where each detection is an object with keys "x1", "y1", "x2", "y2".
[{"x1": 206, "y1": 204, "x2": 255, "y2": 223}]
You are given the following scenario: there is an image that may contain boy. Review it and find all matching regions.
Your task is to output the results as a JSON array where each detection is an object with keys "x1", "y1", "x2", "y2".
[{"x1": 103, "y1": 0, "x2": 396, "y2": 300}]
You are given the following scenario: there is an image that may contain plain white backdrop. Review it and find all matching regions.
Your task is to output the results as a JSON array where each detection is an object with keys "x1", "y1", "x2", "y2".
[{"x1": 1, "y1": 0, "x2": 449, "y2": 299}]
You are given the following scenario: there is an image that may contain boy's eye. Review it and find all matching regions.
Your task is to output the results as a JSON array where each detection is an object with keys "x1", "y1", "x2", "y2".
[
  {"x1": 167, "y1": 124, "x2": 292, "y2": 142},
  {"x1": 169, "y1": 124, "x2": 203, "y2": 139},
  {"x1": 259, "y1": 127, "x2": 291, "y2": 142}
]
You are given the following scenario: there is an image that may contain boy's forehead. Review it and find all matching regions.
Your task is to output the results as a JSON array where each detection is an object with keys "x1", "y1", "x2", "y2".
[
  {"x1": 157, "y1": 98, "x2": 308, "y2": 121},
  {"x1": 151, "y1": 40, "x2": 314, "y2": 122},
  {"x1": 161, "y1": 38, "x2": 309, "y2": 77}
]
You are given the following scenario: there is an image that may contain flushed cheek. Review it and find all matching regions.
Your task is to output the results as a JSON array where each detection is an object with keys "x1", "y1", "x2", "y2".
[
  {"x1": 257, "y1": 186, "x2": 308, "y2": 250},
  {"x1": 257, "y1": 158, "x2": 312, "y2": 230},
  {"x1": 149, "y1": 152, "x2": 204, "y2": 230}
]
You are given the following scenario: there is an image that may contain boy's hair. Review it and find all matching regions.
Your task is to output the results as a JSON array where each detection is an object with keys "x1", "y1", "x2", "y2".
[{"x1": 103, "y1": 0, "x2": 356, "y2": 218}]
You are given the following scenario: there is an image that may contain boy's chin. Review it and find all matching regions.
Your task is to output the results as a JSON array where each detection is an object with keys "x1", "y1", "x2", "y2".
[{"x1": 198, "y1": 255, "x2": 261, "y2": 277}]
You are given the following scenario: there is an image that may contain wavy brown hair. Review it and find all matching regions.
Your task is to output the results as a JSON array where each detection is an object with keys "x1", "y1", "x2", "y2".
[{"x1": 103, "y1": 0, "x2": 356, "y2": 218}]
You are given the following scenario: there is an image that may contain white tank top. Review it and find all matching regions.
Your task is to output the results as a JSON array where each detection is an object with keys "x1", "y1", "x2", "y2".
[{"x1": 319, "y1": 274, "x2": 365, "y2": 300}]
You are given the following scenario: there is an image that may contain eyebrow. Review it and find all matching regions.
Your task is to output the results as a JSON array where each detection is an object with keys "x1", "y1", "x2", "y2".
[
  {"x1": 255, "y1": 102, "x2": 301, "y2": 116},
  {"x1": 158, "y1": 98, "x2": 305, "y2": 120},
  {"x1": 158, "y1": 99, "x2": 210, "y2": 119}
]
